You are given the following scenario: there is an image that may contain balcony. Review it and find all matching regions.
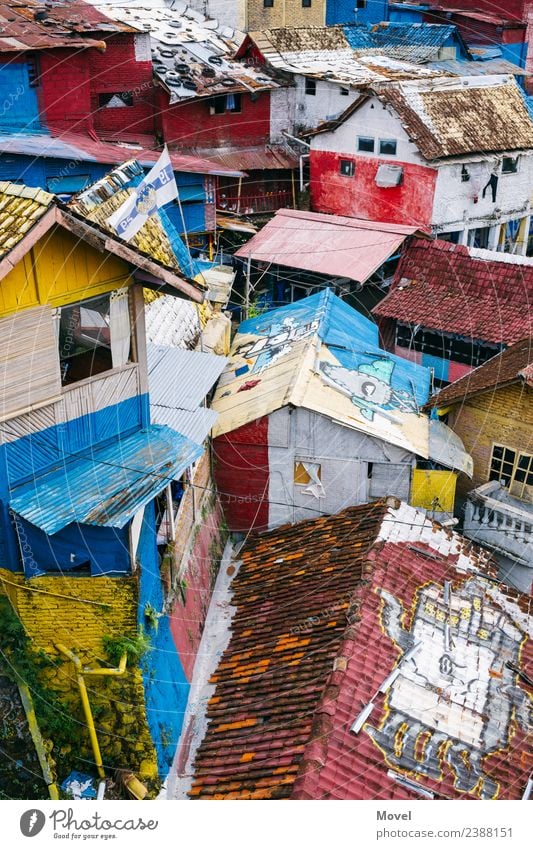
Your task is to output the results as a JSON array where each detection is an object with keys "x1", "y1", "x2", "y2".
[
  {"x1": 463, "y1": 481, "x2": 533, "y2": 567},
  {"x1": 217, "y1": 189, "x2": 294, "y2": 216}
]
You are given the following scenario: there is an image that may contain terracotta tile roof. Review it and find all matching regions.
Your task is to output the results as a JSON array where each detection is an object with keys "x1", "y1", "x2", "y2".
[
  {"x1": 427, "y1": 337, "x2": 533, "y2": 408},
  {"x1": 0, "y1": 181, "x2": 54, "y2": 258},
  {"x1": 191, "y1": 500, "x2": 532, "y2": 800},
  {"x1": 372, "y1": 238, "x2": 533, "y2": 344},
  {"x1": 190, "y1": 501, "x2": 389, "y2": 799},
  {"x1": 380, "y1": 77, "x2": 533, "y2": 160}
]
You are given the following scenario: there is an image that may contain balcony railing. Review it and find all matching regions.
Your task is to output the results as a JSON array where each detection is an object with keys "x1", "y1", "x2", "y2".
[
  {"x1": 463, "y1": 481, "x2": 533, "y2": 565},
  {"x1": 217, "y1": 190, "x2": 294, "y2": 215}
]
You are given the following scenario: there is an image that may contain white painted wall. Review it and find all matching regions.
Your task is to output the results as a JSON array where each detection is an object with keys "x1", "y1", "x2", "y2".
[
  {"x1": 185, "y1": 0, "x2": 246, "y2": 31},
  {"x1": 267, "y1": 406, "x2": 414, "y2": 530},
  {"x1": 269, "y1": 86, "x2": 295, "y2": 143},
  {"x1": 292, "y1": 76, "x2": 361, "y2": 133},
  {"x1": 311, "y1": 95, "x2": 425, "y2": 164},
  {"x1": 432, "y1": 155, "x2": 533, "y2": 234}
]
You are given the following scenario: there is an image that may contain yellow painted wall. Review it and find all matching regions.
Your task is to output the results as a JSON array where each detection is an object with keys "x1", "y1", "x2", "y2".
[
  {"x1": 0, "y1": 569, "x2": 158, "y2": 783},
  {"x1": 447, "y1": 383, "x2": 533, "y2": 500},
  {"x1": 411, "y1": 469, "x2": 457, "y2": 513},
  {"x1": 0, "y1": 225, "x2": 132, "y2": 318}
]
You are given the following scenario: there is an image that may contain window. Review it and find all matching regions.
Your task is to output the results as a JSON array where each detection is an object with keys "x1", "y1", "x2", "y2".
[
  {"x1": 340, "y1": 87, "x2": 349, "y2": 96},
  {"x1": 294, "y1": 461, "x2": 321, "y2": 485},
  {"x1": 502, "y1": 156, "x2": 519, "y2": 174},
  {"x1": 489, "y1": 444, "x2": 533, "y2": 501},
  {"x1": 58, "y1": 292, "x2": 131, "y2": 385},
  {"x1": 339, "y1": 159, "x2": 355, "y2": 177},
  {"x1": 305, "y1": 78, "x2": 316, "y2": 96},
  {"x1": 27, "y1": 57, "x2": 40, "y2": 88},
  {"x1": 302, "y1": 0, "x2": 312, "y2": 5},
  {"x1": 379, "y1": 139, "x2": 397, "y2": 156},
  {"x1": 98, "y1": 91, "x2": 133, "y2": 108},
  {"x1": 211, "y1": 93, "x2": 241, "y2": 114},
  {"x1": 357, "y1": 0, "x2": 367, "y2": 7},
  {"x1": 358, "y1": 136, "x2": 374, "y2": 153},
  {"x1": 264, "y1": 0, "x2": 273, "y2": 5},
  {"x1": 461, "y1": 165, "x2": 470, "y2": 182},
  {"x1": 396, "y1": 324, "x2": 500, "y2": 368}
]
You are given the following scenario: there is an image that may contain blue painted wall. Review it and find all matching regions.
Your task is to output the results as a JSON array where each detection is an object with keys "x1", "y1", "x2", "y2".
[
  {"x1": 0, "y1": 63, "x2": 42, "y2": 133},
  {"x1": 137, "y1": 501, "x2": 189, "y2": 777},
  {"x1": 388, "y1": 2, "x2": 427, "y2": 23},
  {"x1": 327, "y1": 0, "x2": 388, "y2": 25},
  {"x1": 0, "y1": 395, "x2": 147, "y2": 573}
]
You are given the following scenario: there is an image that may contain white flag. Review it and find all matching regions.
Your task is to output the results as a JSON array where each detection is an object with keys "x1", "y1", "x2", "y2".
[{"x1": 107, "y1": 148, "x2": 178, "y2": 242}]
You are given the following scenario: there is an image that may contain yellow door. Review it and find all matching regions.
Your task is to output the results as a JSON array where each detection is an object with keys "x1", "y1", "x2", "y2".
[{"x1": 411, "y1": 469, "x2": 457, "y2": 514}]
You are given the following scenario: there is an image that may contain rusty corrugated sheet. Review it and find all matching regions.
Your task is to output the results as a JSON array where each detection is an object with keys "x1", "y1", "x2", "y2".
[{"x1": 235, "y1": 209, "x2": 417, "y2": 282}]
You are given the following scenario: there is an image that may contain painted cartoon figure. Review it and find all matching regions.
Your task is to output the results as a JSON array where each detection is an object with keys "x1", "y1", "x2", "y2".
[
  {"x1": 320, "y1": 359, "x2": 419, "y2": 421},
  {"x1": 366, "y1": 577, "x2": 531, "y2": 799},
  {"x1": 235, "y1": 317, "x2": 319, "y2": 373}
]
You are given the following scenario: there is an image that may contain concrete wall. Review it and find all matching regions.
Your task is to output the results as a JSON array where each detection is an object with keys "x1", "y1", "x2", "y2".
[
  {"x1": 293, "y1": 76, "x2": 360, "y2": 132},
  {"x1": 270, "y1": 86, "x2": 295, "y2": 143},
  {"x1": 267, "y1": 406, "x2": 414, "y2": 529},
  {"x1": 432, "y1": 155, "x2": 533, "y2": 235}
]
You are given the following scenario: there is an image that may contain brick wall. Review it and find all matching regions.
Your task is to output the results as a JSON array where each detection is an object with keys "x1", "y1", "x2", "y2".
[
  {"x1": 247, "y1": 0, "x2": 326, "y2": 29},
  {"x1": 448, "y1": 383, "x2": 533, "y2": 499},
  {"x1": 39, "y1": 50, "x2": 93, "y2": 134},
  {"x1": 0, "y1": 569, "x2": 158, "y2": 782}
]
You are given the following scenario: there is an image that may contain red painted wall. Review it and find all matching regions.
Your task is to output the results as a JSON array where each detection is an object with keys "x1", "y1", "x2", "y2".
[
  {"x1": 169, "y1": 501, "x2": 225, "y2": 681},
  {"x1": 158, "y1": 89, "x2": 271, "y2": 149},
  {"x1": 90, "y1": 35, "x2": 156, "y2": 139},
  {"x1": 39, "y1": 49, "x2": 93, "y2": 134},
  {"x1": 309, "y1": 150, "x2": 437, "y2": 229},
  {"x1": 213, "y1": 417, "x2": 270, "y2": 533}
]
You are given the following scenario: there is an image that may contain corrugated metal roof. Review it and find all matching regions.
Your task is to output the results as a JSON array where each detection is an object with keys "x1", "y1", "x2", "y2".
[
  {"x1": 150, "y1": 405, "x2": 218, "y2": 444},
  {"x1": 147, "y1": 343, "x2": 226, "y2": 409},
  {"x1": 0, "y1": 181, "x2": 54, "y2": 258},
  {"x1": 234, "y1": 209, "x2": 418, "y2": 283},
  {"x1": 427, "y1": 58, "x2": 529, "y2": 77},
  {"x1": 212, "y1": 289, "x2": 432, "y2": 458},
  {"x1": 0, "y1": 131, "x2": 246, "y2": 177},
  {"x1": 191, "y1": 146, "x2": 299, "y2": 171},
  {"x1": 0, "y1": 0, "x2": 114, "y2": 52},
  {"x1": 9, "y1": 424, "x2": 203, "y2": 535},
  {"x1": 363, "y1": 22, "x2": 458, "y2": 63}
]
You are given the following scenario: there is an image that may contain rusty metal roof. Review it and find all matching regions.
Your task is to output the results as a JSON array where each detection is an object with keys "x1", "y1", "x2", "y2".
[
  {"x1": 0, "y1": 0, "x2": 128, "y2": 52},
  {"x1": 189, "y1": 145, "x2": 298, "y2": 172},
  {"x1": 234, "y1": 209, "x2": 417, "y2": 283}
]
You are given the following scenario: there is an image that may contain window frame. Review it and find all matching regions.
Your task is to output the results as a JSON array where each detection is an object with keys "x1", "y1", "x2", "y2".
[
  {"x1": 489, "y1": 443, "x2": 533, "y2": 500},
  {"x1": 305, "y1": 77, "x2": 317, "y2": 96},
  {"x1": 339, "y1": 158, "x2": 355, "y2": 177},
  {"x1": 501, "y1": 156, "x2": 519, "y2": 175},
  {"x1": 302, "y1": 0, "x2": 312, "y2": 6},
  {"x1": 379, "y1": 138, "x2": 397, "y2": 156},
  {"x1": 294, "y1": 460, "x2": 322, "y2": 486},
  {"x1": 357, "y1": 136, "x2": 375, "y2": 153},
  {"x1": 263, "y1": 0, "x2": 274, "y2": 6}
]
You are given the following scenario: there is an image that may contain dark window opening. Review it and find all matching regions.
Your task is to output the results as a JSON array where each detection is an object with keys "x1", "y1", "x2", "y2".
[
  {"x1": 264, "y1": 0, "x2": 274, "y2": 5},
  {"x1": 59, "y1": 294, "x2": 118, "y2": 386},
  {"x1": 98, "y1": 91, "x2": 134, "y2": 108},
  {"x1": 461, "y1": 165, "x2": 470, "y2": 182},
  {"x1": 339, "y1": 159, "x2": 355, "y2": 177},
  {"x1": 357, "y1": 0, "x2": 367, "y2": 7},
  {"x1": 302, "y1": 0, "x2": 312, "y2": 6},
  {"x1": 502, "y1": 156, "x2": 519, "y2": 174},
  {"x1": 212, "y1": 93, "x2": 242, "y2": 113},
  {"x1": 340, "y1": 87, "x2": 349, "y2": 96},
  {"x1": 226, "y1": 92, "x2": 241, "y2": 112},
  {"x1": 396, "y1": 324, "x2": 500, "y2": 368},
  {"x1": 305, "y1": 78, "x2": 316, "y2": 96},
  {"x1": 379, "y1": 139, "x2": 397, "y2": 156},
  {"x1": 358, "y1": 136, "x2": 374, "y2": 153},
  {"x1": 27, "y1": 57, "x2": 40, "y2": 88}
]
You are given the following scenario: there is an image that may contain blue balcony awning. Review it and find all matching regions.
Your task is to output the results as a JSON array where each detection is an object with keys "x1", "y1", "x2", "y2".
[{"x1": 9, "y1": 425, "x2": 203, "y2": 535}]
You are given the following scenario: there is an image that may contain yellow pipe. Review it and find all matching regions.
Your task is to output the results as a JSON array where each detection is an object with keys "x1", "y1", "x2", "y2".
[{"x1": 57, "y1": 644, "x2": 128, "y2": 781}]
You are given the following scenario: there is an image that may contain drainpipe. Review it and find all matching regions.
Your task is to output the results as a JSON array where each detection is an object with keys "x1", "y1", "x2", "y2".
[
  {"x1": 281, "y1": 131, "x2": 311, "y2": 194},
  {"x1": 56, "y1": 645, "x2": 127, "y2": 780}
]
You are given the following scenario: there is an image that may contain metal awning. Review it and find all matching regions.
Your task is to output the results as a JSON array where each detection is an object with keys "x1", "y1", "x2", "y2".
[
  {"x1": 234, "y1": 209, "x2": 418, "y2": 284},
  {"x1": 428, "y1": 419, "x2": 473, "y2": 477},
  {"x1": 9, "y1": 425, "x2": 203, "y2": 535}
]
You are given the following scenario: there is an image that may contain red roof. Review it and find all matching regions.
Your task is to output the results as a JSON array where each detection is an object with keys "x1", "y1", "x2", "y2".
[
  {"x1": 235, "y1": 209, "x2": 418, "y2": 283},
  {"x1": 190, "y1": 500, "x2": 533, "y2": 800},
  {"x1": 373, "y1": 238, "x2": 533, "y2": 344}
]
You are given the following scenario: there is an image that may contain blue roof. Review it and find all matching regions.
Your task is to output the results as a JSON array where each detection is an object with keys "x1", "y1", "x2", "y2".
[
  {"x1": 10, "y1": 425, "x2": 203, "y2": 535},
  {"x1": 343, "y1": 22, "x2": 460, "y2": 63},
  {"x1": 238, "y1": 289, "x2": 431, "y2": 406}
]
